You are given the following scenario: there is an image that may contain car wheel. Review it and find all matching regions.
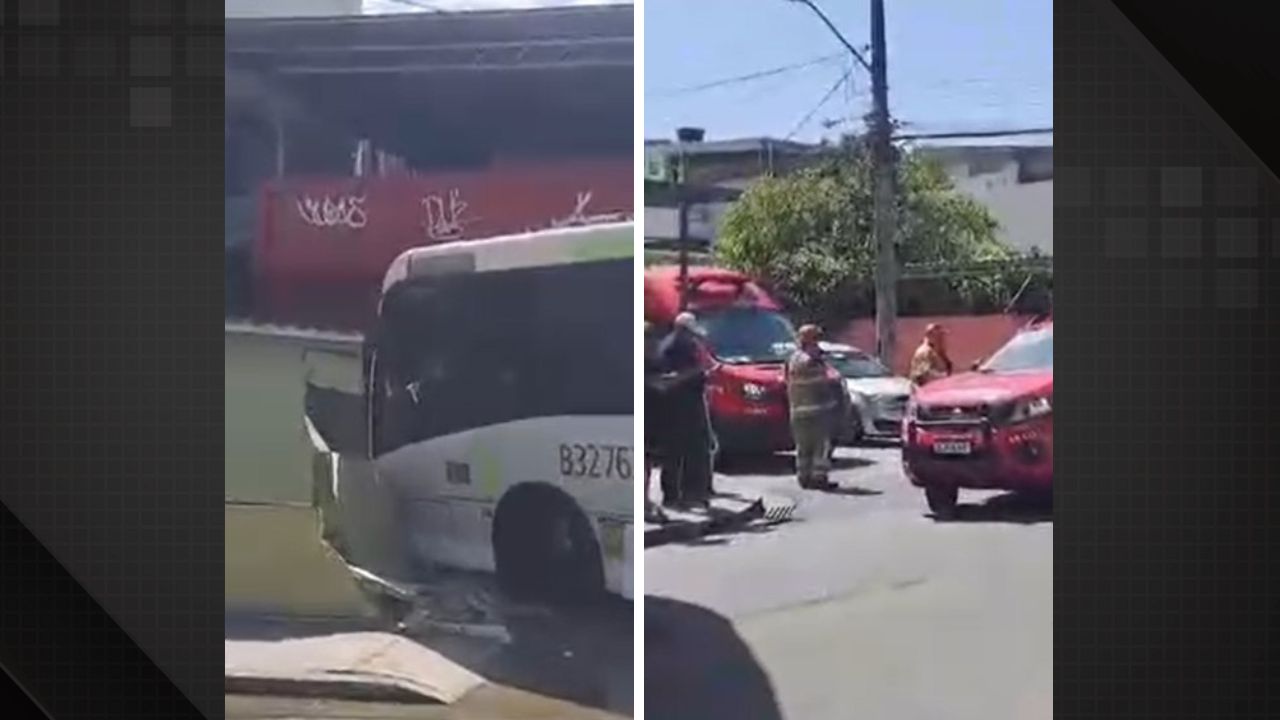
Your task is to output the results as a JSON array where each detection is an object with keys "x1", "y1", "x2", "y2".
[
  {"x1": 925, "y1": 486, "x2": 959, "y2": 519},
  {"x1": 844, "y1": 407, "x2": 864, "y2": 446}
]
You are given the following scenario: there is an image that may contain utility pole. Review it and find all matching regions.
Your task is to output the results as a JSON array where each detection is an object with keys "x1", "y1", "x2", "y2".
[
  {"x1": 670, "y1": 144, "x2": 691, "y2": 308},
  {"x1": 673, "y1": 129, "x2": 703, "y2": 310},
  {"x1": 789, "y1": 0, "x2": 897, "y2": 367},
  {"x1": 869, "y1": 0, "x2": 897, "y2": 369},
  {"x1": 677, "y1": 197, "x2": 690, "y2": 310}
]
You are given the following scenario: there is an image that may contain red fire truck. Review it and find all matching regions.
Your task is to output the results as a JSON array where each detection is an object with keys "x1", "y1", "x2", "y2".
[{"x1": 645, "y1": 266, "x2": 842, "y2": 461}]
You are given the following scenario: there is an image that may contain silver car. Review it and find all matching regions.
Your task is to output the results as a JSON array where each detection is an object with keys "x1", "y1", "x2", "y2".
[{"x1": 821, "y1": 342, "x2": 912, "y2": 444}]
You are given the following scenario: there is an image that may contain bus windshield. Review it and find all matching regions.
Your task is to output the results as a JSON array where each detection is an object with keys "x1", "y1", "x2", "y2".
[{"x1": 699, "y1": 307, "x2": 796, "y2": 364}]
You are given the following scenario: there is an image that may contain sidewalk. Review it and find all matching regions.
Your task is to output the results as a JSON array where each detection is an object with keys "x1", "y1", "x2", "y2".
[
  {"x1": 225, "y1": 631, "x2": 484, "y2": 704},
  {"x1": 224, "y1": 630, "x2": 625, "y2": 719},
  {"x1": 225, "y1": 576, "x2": 633, "y2": 718}
]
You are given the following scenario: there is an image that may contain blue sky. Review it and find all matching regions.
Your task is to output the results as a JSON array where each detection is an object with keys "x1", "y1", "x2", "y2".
[{"x1": 644, "y1": 0, "x2": 1052, "y2": 144}]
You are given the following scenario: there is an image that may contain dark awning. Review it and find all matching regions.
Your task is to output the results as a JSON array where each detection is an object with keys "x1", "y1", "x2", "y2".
[{"x1": 226, "y1": 5, "x2": 632, "y2": 163}]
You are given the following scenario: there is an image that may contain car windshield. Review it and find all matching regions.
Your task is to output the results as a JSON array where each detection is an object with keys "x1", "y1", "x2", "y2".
[
  {"x1": 828, "y1": 352, "x2": 891, "y2": 378},
  {"x1": 980, "y1": 326, "x2": 1053, "y2": 373},
  {"x1": 699, "y1": 307, "x2": 796, "y2": 364}
]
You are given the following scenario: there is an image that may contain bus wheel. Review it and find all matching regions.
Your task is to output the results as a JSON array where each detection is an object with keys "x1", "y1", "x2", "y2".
[{"x1": 493, "y1": 484, "x2": 605, "y2": 606}]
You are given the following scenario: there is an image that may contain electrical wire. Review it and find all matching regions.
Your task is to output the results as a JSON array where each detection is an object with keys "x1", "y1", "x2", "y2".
[
  {"x1": 786, "y1": 66, "x2": 856, "y2": 140},
  {"x1": 647, "y1": 53, "x2": 844, "y2": 98},
  {"x1": 895, "y1": 127, "x2": 1052, "y2": 141},
  {"x1": 789, "y1": 0, "x2": 872, "y2": 72}
]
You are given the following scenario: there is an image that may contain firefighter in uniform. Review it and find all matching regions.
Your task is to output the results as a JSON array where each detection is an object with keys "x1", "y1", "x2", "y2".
[
  {"x1": 908, "y1": 323, "x2": 953, "y2": 387},
  {"x1": 785, "y1": 324, "x2": 840, "y2": 490}
]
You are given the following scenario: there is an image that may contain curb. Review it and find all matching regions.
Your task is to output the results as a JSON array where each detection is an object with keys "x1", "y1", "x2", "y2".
[
  {"x1": 224, "y1": 675, "x2": 441, "y2": 705},
  {"x1": 225, "y1": 632, "x2": 486, "y2": 706}
]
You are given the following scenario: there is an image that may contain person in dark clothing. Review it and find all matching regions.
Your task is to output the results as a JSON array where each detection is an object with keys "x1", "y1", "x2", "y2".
[
  {"x1": 644, "y1": 322, "x2": 668, "y2": 524},
  {"x1": 656, "y1": 312, "x2": 714, "y2": 510}
]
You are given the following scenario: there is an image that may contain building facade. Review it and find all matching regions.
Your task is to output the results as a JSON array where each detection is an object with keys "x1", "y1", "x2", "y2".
[
  {"x1": 225, "y1": 0, "x2": 362, "y2": 19},
  {"x1": 921, "y1": 145, "x2": 1053, "y2": 257},
  {"x1": 643, "y1": 135, "x2": 1053, "y2": 258}
]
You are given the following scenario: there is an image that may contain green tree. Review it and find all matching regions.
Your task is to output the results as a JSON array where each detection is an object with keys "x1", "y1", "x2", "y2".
[{"x1": 716, "y1": 146, "x2": 1029, "y2": 325}]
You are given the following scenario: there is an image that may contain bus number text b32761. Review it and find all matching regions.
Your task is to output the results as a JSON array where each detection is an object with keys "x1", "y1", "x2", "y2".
[{"x1": 558, "y1": 444, "x2": 632, "y2": 481}]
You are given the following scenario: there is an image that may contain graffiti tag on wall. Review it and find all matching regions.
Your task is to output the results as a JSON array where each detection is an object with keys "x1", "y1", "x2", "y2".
[
  {"x1": 296, "y1": 195, "x2": 368, "y2": 229},
  {"x1": 422, "y1": 189, "x2": 473, "y2": 241},
  {"x1": 551, "y1": 191, "x2": 596, "y2": 228},
  {"x1": 537, "y1": 190, "x2": 629, "y2": 231}
]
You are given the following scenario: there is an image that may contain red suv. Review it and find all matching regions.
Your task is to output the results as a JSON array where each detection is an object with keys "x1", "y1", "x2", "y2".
[{"x1": 902, "y1": 320, "x2": 1052, "y2": 517}]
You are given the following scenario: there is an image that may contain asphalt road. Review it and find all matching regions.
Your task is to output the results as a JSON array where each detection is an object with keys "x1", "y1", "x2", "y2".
[{"x1": 645, "y1": 445, "x2": 1053, "y2": 720}]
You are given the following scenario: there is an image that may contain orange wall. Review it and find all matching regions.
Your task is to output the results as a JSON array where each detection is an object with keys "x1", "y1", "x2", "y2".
[{"x1": 836, "y1": 314, "x2": 1033, "y2": 375}]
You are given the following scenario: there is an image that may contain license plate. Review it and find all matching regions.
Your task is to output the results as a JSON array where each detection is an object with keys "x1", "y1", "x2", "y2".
[{"x1": 933, "y1": 439, "x2": 973, "y2": 456}]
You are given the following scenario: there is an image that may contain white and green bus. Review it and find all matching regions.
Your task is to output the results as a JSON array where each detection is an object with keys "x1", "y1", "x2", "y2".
[{"x1": 362, "y1": 222, "x2": 634, "y2": 602}]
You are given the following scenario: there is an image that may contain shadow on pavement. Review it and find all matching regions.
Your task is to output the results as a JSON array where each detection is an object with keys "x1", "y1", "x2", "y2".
[
  {"x1": 677, "y1": 516, "x2": 789, "y2": 547},
  {"x1": 709, "y1": 490, "x2": 756, "y2": 502},
  {"x1": 933, "y1": 491, "x2": 1053, "y2": 525},
  {"x1": 645, "y1": 596, "x2": 782, "y2": 720},
  {"x1": 226, "y1": 593, "x2": 634, "y2": 716},
  {"x1": 822, "y1": 484, "x2": 884, "y2": 497},
  {"x1": 717, "y1": 453, "x2": 876, "y2": 477},
  {"x1": 442, "y1": 599, "x2": 633, "y2": 715},
  {"x1": 648, "y1": 499, "x2": 793, "y2": 549}
]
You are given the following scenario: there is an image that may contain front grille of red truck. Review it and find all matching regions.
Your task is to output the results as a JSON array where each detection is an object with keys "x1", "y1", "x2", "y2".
[{"x1": 916, "y1": 403, "x2": 987, "y2": 423}]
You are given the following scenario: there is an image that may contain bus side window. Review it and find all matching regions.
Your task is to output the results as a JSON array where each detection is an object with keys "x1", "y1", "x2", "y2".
[{"x1": 529, "y1": 259, "x2": 631, "y2": 417}]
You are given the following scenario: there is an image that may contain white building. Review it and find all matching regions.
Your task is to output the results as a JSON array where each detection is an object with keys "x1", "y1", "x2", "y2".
[
  {"x1": 921, "y1": 145, "x2": 1053, "y2": 257},
  {"x1": 643, "y1": 138, "x2": 823, "y2": 249},
  {"x1": 643, "y1": 137, "x2": 1053, "y2": 258},
  {"x1": 225, "y1": 0, "x2": 362, "y2": 19}
]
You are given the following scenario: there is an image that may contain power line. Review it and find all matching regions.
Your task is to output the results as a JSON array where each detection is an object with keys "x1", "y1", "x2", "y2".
[
  {"x1": 895, "y1": 127, "x2": 1053, "y2": 141},
  {"x1": 648, "y1": 53, "x2": 844, "y2": 98},
  {"x1": 788, "y1": 0, "x2": 872, "y2": 73},
  {"x1": 786, "y1": 67, "x2": 855, "y2": 139}
]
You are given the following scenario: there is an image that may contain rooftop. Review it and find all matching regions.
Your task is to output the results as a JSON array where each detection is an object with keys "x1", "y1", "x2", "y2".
[
  {"x1": 226, "y1": 5, "x2": 633, "y2": 163},
  {"x1": 644, "y1": 137, "x2": 825, "y2": 157},
  {"x1": 642, "y1": 135, "x2": 1053, "y2": 185}
]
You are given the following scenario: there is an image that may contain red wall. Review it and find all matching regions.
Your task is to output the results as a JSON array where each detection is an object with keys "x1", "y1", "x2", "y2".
[
  {"x1": 837, "y1": 314, "x2": 1034, "y2": 376},
  {"x1": 252, "y1": 157, "x2": 632, "y2": 329}
]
